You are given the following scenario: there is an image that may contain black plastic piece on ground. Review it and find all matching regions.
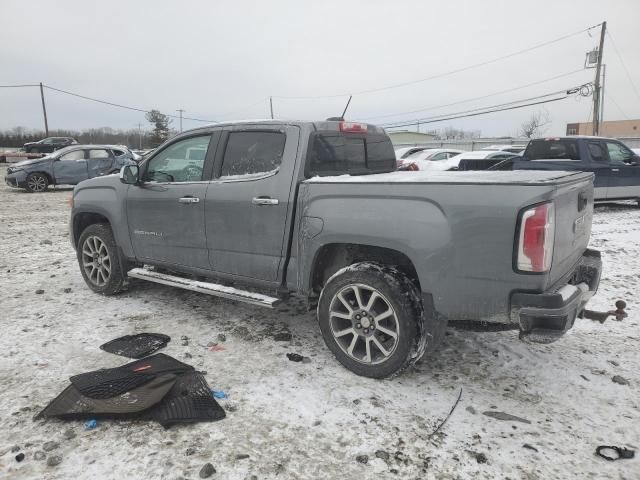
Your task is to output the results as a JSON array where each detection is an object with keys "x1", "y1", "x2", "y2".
[
  {"x1": 595, "y1": 445, "x2": 635, "y2": 461},
  {"x1": 69, "y1": 354, "x2": 193, "y2": 399},
  {"x1": 286, "y1": 353, "x2": 304, "y2": 362},
  {"x1": 143, "y1": 372, "x2": 226, "y2": 428},
  {"x1": 37, "y1": 374, "x2": 177, "y2": 419},
  {"x1": 100, "y1": 333, "x2": 170, "y2": 358}
]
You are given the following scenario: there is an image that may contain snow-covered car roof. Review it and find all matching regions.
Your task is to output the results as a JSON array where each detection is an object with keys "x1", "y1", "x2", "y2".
[{"x1": 405, "y1": 148, "x2": 465, "y2": 161}]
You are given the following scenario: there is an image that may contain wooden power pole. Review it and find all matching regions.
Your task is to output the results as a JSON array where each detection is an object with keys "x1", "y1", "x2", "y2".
[
  {"x1": 592, "y1": 21, "x2": 606, "y2": 136},
  {"x1": 39, "y1": 82, "x2": 49, "y2": 136}
]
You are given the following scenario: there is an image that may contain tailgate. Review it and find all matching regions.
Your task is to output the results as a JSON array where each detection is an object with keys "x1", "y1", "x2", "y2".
[{"x1": 546, "y1": 175, "x2": 594, "y2": 288}]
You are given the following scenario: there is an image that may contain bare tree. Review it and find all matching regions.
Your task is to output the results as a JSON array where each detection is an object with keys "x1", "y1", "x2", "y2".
[{"x1": 520, "y1": 110, "x2": 551, "y2": 138}]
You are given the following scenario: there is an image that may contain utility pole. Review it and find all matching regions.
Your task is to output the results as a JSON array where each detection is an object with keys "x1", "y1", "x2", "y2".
[
  {"x1": 592, "y1": 21, "x2": 606, "y2": 136},
  {"x1": 600, "y1": 64, "x2": 606, "y2": 130},
  {"x1": 39, "y1": 82, "x2": 49, "y2": 136},
  {"x1": 177, "y1": 109, "x2": 185, "y2": 132},
  {"x1": 137, "y1": 123, "x2": 143, "y2": 149},
  {"x1": 269, "y1": 97, "x2": 274, "y2": 119}
]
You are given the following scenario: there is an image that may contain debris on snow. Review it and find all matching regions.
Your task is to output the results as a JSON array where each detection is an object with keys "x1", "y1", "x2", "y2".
[
  {"x1": 482, "y1": 411, "x2": 531, "y2": 424},
  {"x1": 612, "y1": 375, "x2": 629, "y2": 386},
  {"x1": 47, "y1": 455, "x2": 62, "y2": 467},
  {"x1": 199, "y1": 463, "x2": 216, "y2": 478}
]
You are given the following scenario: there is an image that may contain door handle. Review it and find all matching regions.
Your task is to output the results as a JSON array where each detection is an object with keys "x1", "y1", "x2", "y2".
[
  {"x1": 178, "y1": 196, "x2": 200, "y2": 204},
  {"x1": 75, "y1": 159, "x2": 86, "y2": 162},
  {"x1": 611, "y1": 168, "x2": 620, "y2": 172},
  {"x1": 252, "y1": 196, "x2": 279, "y2": 206}
]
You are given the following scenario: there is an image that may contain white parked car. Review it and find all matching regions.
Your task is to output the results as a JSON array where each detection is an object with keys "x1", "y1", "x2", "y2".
[
  {"x1": 397, "y1": 148, "x2": 465, "y2": 171},
  {"x1": 394, "y1": 146, "x2": 431, "y2": 160}
]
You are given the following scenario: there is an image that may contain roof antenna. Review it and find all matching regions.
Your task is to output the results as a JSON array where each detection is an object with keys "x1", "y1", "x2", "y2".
[
  {"x1": 341, "y1": 95, "x2": 353, "y2": 119},
  {"x1": 327, "y1": 95, "x2": 353, "y2": 122}
]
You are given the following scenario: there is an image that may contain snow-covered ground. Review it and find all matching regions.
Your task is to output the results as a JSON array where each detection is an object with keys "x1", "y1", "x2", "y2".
[{"x1": 0, "y1": 181, "x2": 638, "y2": 480}]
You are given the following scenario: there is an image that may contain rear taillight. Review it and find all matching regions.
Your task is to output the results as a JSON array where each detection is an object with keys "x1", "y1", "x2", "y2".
[
  {"x1": 516, "y1": 202, "x2": 554, "y2": 272},
  {"x1": 339, "y1": 121, "x2": 367, "y2": 133}
]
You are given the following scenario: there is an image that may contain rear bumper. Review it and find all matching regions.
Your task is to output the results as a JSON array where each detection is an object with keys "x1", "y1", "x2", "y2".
[{"x1": 510, "y1": 249, "x2": 602, "y2": 343}]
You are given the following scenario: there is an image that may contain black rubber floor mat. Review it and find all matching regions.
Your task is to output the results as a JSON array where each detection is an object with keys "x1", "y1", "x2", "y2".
[
  {"x1": 37, "y1": 374, "x2": 177, "y2": 420},
  {"x1": 144, "y1": 372, "x2": 226, "y2": 428},
  {"x1": 69, "y1": 354, "x2": 194, "y2": 399},
  {"x1": 100, "y1": 333, "x2": 171, "y2": 359}
]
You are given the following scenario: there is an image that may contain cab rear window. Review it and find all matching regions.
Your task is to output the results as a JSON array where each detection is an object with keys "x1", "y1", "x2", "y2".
[
  {"x1": 526, "y1": 140, "x2": 580, "y2": 160},
  {"x1": 307, "y1": 133, "x2": 395, "y2": 176}
]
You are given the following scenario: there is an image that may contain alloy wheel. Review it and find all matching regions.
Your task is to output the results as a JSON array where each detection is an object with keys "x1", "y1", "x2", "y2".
[
  {"x1": 27, "y1": 174, "x2": 47, "y2": 192},
  {"x1": 81, "y1": 236, "x2": 112, "y2": 287},
  {"x1": 328, "y1": 283, "x2": 400, "y2": 364}
]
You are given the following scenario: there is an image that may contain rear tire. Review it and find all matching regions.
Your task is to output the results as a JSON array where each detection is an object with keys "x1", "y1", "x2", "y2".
[
  {"x1": 77, "y1": 223, "x2": 126, "y2": 295},
  {"x1": 25, "y1": 173, "x2": 49, "y2": 193},
  {"x1": 317, "y1": 262, "x2": 425, "y2": 378}
]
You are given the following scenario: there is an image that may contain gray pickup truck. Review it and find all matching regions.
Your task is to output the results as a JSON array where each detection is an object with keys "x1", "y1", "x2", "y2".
[{"x1": 70, "y1": 120, "x2": 602, "y2": 378}]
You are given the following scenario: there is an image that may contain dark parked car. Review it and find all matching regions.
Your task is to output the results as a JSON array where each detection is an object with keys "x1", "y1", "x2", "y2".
[
  {"x1": 23, "y1": 137, "x2": 78, "y2": 154},
  {"x1": 5, "y1": 145, "x2": 136, "y2": 192},
  {"x1": 493, "y1": 136, "x2": 640, "y2": 203}
]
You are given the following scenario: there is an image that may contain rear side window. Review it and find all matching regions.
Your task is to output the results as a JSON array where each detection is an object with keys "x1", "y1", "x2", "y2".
[
  {"x1": 308, "y1": 133, "x2": 395, "y2": 176},
  {"x1": 526, "y1": 140, "x2": 580, "y2": 160},
  {"x1": 588, "y1": 143, "x2": 605, "y2": 161},
  {"x1": 220, "y1": 131, "x2": 286, "y2": 178}
]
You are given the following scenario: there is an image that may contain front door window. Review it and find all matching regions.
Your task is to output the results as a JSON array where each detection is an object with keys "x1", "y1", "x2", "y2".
[{"x1": 145, "y1": 136, "x2": 212, "y2": 183}]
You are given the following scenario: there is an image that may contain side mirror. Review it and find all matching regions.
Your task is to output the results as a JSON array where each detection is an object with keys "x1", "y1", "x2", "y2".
[{"x1": 120, "y1": 164, "x2": 140, "y2": 184}]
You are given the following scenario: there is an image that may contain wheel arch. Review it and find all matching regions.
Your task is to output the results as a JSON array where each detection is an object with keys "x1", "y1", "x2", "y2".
[
  {"x1": 308, "y1": 243, "x2": 421, "y2": 296},
  {"x1": 72, "y1": 211, "x2": 112, "y2": 248}
]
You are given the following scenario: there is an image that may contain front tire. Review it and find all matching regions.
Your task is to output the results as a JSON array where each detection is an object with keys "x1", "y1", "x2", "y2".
[
  {"x1": 318, "y1": 262, "x2": 423, "y2": 378},
  {"x1": 77, "y1": 223, "x2": 126, "y2": 295},
  {"x1": 25, "y1": 173, "x2": 49, "y2": 193}
]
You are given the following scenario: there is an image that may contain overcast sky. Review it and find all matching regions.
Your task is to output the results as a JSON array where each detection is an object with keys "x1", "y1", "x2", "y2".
[{"x1": 1, "y1": 0, "x2": 639, "y2": 137}]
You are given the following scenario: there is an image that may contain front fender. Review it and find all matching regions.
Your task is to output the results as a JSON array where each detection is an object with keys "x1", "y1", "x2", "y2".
[{"x1": 72, "y1": 178, "x2": 134, "y2": 258}]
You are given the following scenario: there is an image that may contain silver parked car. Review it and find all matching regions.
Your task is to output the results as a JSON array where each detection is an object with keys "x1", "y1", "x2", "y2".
[{"x1": 5, "y1": 145, "x2": 137, "y2": 192}]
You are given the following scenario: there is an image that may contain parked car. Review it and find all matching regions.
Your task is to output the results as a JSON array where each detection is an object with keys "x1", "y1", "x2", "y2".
[
  {"x1": 23, "y1": 137, "x2": 78, "y2": 154},
  {"x1": 5, "y1": 145, "x2": 137, "y2": 192},
  {"x1": 450, "y1": 150, "x2": 520, "y2": 171},
  {"x1": 70, "y1": 120, "x2": 600, "y2": 378},
  {"x1": 397, "y1": 148, "x2": 465, "y2": 170},
  {"x1": 394, "y1": 146, "x2": 431, "y2": 160},
  {"x1": 499, "y1": 137, "x2": 640, "y2": 203}
]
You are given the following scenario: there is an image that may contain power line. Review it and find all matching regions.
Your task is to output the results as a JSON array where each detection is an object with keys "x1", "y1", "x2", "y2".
[
  {"x1": 606, "y1": 30, "x2": 640, "y2": 104},
  {"x1": 0, "y1": 84, "x2": 39, "y2": 88},
  {"x1": 384, "y1": 96, "x2": 568, "y2": 130},
  {"x1": 273, "y1": 23, "x2": 601, "y2": 99},
  {"x1": 43, "y1": 84, "x2": 218, "y2": 123},
  {"x1": 380, "y1": 88, "x2": 573, "y2": 128},
  {"x1": 358, "y1": 69, "x2": 587, "y2": 121}
]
